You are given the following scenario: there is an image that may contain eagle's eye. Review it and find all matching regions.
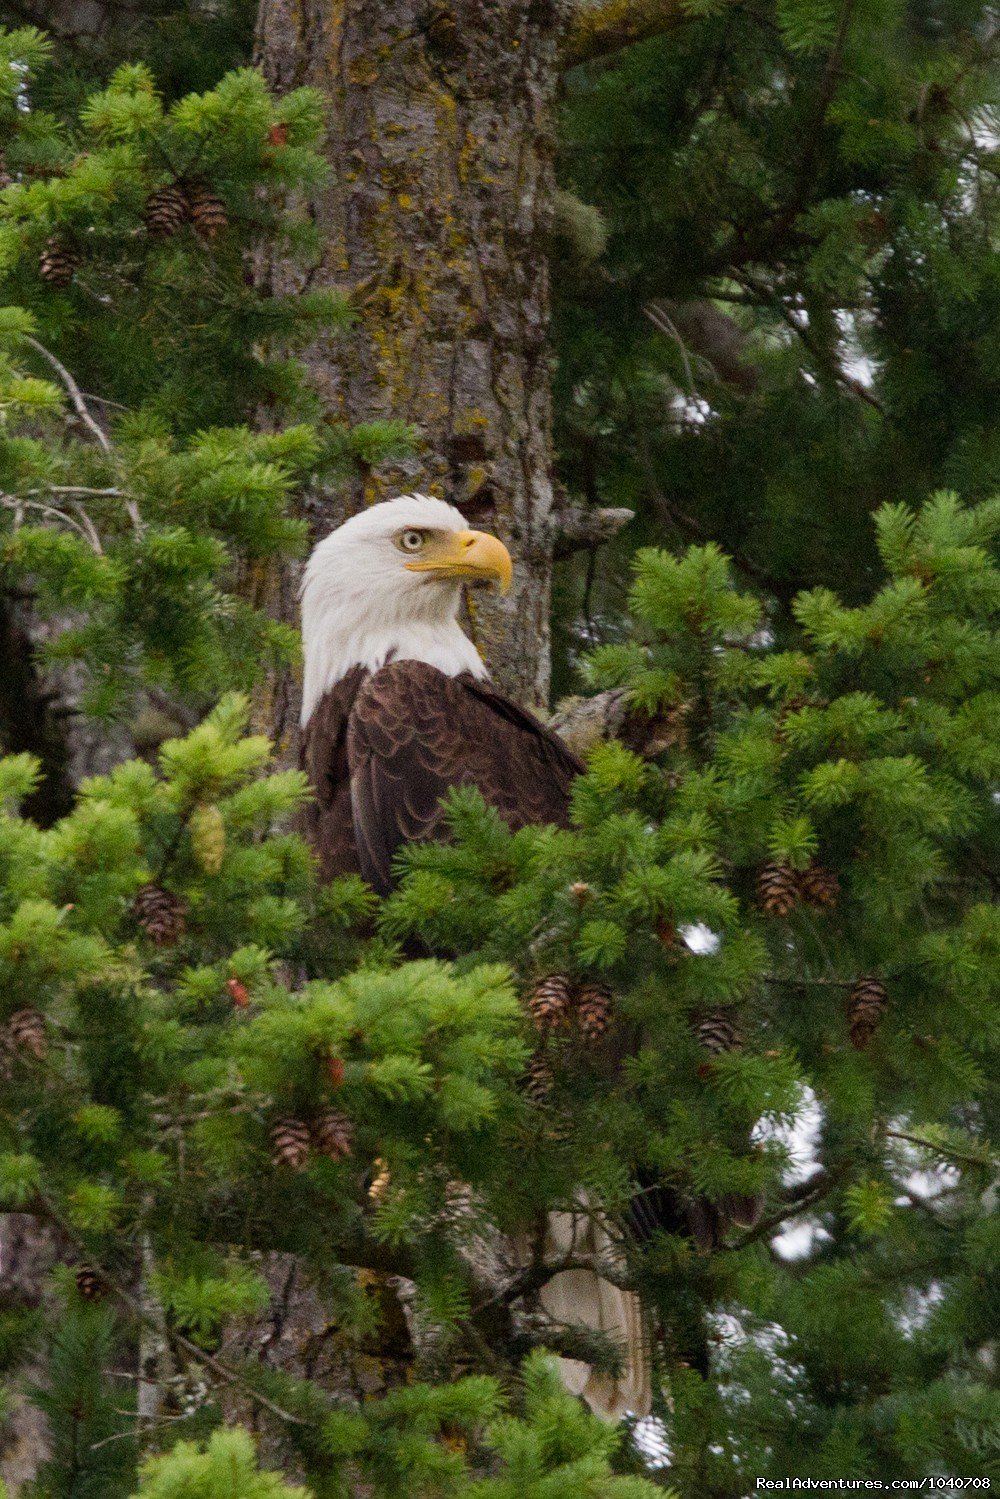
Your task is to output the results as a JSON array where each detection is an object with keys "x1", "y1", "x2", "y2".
[{"x1": 396, "y1": 528, "x2": 427, "y2": 553}]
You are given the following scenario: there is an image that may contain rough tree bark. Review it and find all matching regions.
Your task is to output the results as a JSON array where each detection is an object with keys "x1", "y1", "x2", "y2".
[
  {"x1": 255, "y1": 0, "x2": 572, "y2": 713},
  {"x1": 0, "y1": 1217, "x2": 63, "y2": 1493}
]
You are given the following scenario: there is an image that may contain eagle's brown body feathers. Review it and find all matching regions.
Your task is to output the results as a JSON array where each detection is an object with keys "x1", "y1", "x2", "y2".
[{"x1": 301, "y1": 659, "x2": 583, "y2": 893}]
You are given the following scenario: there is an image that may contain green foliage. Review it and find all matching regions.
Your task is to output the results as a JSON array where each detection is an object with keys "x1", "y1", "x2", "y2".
[
  {"x1": 0, "y1": 495, "x2": 998, "y2": 1490},
  {"x1": 383, "y1": 491, "x2": 1000, "y2": 1486},
  {"x1": 551, "y1": 0, "x2": 1000, "y2": 695},
  {"x1": 0, "y1": 30, "x2": 413, "y2": 718},
  {"x1": 134, "y1": 1428, "x2": 309, "y2": 1499},
  {"x1": 28, "y1": 1300, "x2": 137, "y2": 1499},
  {"x1": 1, "y1": 5, "x2": 999, "y2": 1497},
  {"x1": 465, "y1": 1353, "x2": 665, "y2": 1498},
  {"x1": 131, "y1": 1363, "x2": 662, "y2": 1499}
]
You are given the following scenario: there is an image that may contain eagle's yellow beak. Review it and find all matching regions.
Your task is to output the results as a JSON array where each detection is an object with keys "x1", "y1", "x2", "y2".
[{"x1": 405, "y1": 529, "x2": 513, "y2": 593}]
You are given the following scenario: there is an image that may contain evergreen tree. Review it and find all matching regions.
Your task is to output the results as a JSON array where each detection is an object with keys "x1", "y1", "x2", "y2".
[
  {"x1": 0, "y1": 495, "x2": 997, "y2": 1492},
  {"x1": 551, "y1": 0, "x2": 1000, "y2": 688},
  {"x1": 0, "y1": 5, "x2": 999, "y2": 1497},
  {"x1": 0, "y1": 29, "x2": 411, "y2": 782}
]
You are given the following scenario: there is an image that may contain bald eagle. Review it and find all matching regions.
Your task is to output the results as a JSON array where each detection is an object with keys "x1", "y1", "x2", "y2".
[
  {"x1": 300, "y1": 495, "x2": 652, "y2": 1421},
  {"x1": 300, "y1": 494, "x2": 584, "y2": 894}
]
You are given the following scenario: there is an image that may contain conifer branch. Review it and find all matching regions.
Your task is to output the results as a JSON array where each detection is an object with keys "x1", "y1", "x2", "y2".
[
  {"x1": 22, "y1": 338, "x2": 143, "y2": 534},
  {"x1": 886, "y1": 1129, "x2": 995, "y2": 1171},
  {"x1": 28, "y1": 1190, "x2": 308, "y2": 1430},
  {"x1": 633, "y1": 420, "x2": 797, "y2": 604},
  {"x1": 1, "y1": 494, "x2": 104, "y2": 552},
  {"x1": 764, "y1": 974, "x2": 856, "y2": 988},
  {"x1": 734, "y1": 276, "x2": 888, "y2": 418},
  {"x1": 564, "y1": 0, "x2": 686, "y2": 68},
  {"x1": 551, "y1": 504, "x2": 635, "y2": 559},
  {"x1": 23, "y1": 336, "x2": 112, "y2": 455},
  {"x1": 727, "y1": 1166, "x2": 845, "y2": 1249}
]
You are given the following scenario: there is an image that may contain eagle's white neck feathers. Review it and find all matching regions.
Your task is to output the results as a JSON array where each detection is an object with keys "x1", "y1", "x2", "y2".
[{"x1": 300, "y1": 495, "x2": 488, "y2": 726}]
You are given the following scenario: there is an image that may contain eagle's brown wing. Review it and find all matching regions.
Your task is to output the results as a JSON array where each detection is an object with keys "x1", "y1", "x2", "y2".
[
  {"x1": 346, "y1": 660, "x2": 584, "y2": 895},
  {"x1": 300, "y1": 665, "x2": 368, "y2": 884}
]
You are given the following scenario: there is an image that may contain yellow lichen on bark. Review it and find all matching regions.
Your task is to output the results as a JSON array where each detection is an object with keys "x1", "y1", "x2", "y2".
[{"x1": 564, "y1": 0, "x2": 684, "y2": 66}]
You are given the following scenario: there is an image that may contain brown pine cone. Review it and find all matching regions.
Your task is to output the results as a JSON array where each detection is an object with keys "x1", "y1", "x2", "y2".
[
  {"x1": 226, "y1": 977, "x2": 250, "y2": 1009},
  {"x1": 270, "y1": 1116, "x2": 311, "y2": 1170},
  {"x1": 847, "y1": 977, "x2": 888, "y2": 1050},
  {"x1": 576, "y1": 980, "x2": 613, "y2": 1041},
  {"x1": 132, "y1": 883, "x2": 187, "y2": 947},
  {"x1": 799, "y1": 864, "x2": 840, "y2": 910},
  {"x1": 188, "y1": 183, "x2": 228, "y2": 240},
  {"x1": 756, "y1": 863, "x2": 798, "y2": 917},
  {"x1": 313, "y1": 1107, "x2": 353, "y2": 1161},
  {"x1": 7, "y1": 1008, "x2": 47, "y2": 1061},
  {"x1": 694, "y1": 1008, "x2": 742, "y2": 1055},
  {"x1": 144, "y1": 182, "x2": 189, "y2": 237},
  {"x1": 524, "y1": 1053, "x2": 553, "y2": 1106},
  {"x1": 39, "y1": 239, "x2": 78, "y2": 287},
  {"x1": 528, "y1": 974, "x2": 573, "y2": 1033},
  {"x1": 6, "y1": 1008, "x2": 46, "y2": 1061},
  {"x1": 75, "y1": 1264, "x2": 104, "y2": 1300}
]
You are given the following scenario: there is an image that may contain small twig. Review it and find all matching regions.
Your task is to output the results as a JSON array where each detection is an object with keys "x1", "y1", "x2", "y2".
[
  {"x1": 71, "y1": 503, "x2": 104, "y2": 552},
  {"x1": 763, "y1": 974, "x2": 856, "y2": 989},
  {"x1": 728, "y1": 1166, "x2": 845, "y2": 1250},
  {"x1": 24, "y1": 336, "x2": 112, "y2": 454},
  {"x1": 33, "y1": 1191, "x2": 307, "y2": 1430},
  {"x1": 886, "y1": 1128, "x2": 994, "y2": 1171},
  {"x1": 90, "y1": 1409, "x2": 189, "y2": 1451},
  {"x1": 22, "y1": 337, "x2": 143, "y2": 534},
  {"x1": 44, "y1": 485, "x2": 127, "y2": 498},
  {"x1": 152, "y1": 1101, "x2": 262, "y2": 1127},
  {"x1": 644, "y1": 302, "x2": 700, "y2": 399},
  {"x1": 1, "y1": 494, "x2": 103, "y2": 553}
]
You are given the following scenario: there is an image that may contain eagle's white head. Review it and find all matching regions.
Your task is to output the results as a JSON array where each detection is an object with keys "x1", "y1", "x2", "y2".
[{"x1": 300, "y1": 494, "x2": 513, "y2": 726}]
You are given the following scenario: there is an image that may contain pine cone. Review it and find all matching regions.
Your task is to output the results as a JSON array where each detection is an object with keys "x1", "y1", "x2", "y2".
[
  {"x1": 694, "y1": 1008, "x2": 742, "y2": 1055},
  {"x1": 799, "y1": 864, "x2": 840, "y2": 910},
  {"x1": 144, "y1": 182, "x2": 189, "y2": 237},
  {"x1": 75, "y1": 1264, "x2": 104, "y2": 1301},
  {"x1": 847, "y1": 977, "x2": 887, "y2": 1050},
  {"x1": 188, "y1": 184, "x2": 228, "y2": 240},
  {"x1": 189, "y1": 803, "x2": 225, "y2": 875},
  {"x1": 313, "y1": 1107, "x2": 353, "y2": 1161},
  {"x1": 7, "y1": 1008, "x2": 47, "y2": 1061},
  {"x1": 270, "y1": 1116, "x2": 311, "y2": 1170},
  {"x1": 132, "y1": 883, "x2": 187, "y2": 946},
  {"x1": 524, "y1": 1053, "x2": 553, "y2": 1106},
  {"x1": 756, "y1": 863, "x2": 798, "y2": 917},
  {"x1": 39, "y1": 239, "x2": 78, "y2": 287},
  {"x1": 576, "y1": 980, "x2": 613, "y2": 1041},
  {"x1": 528, "y1": 974, "x2": 573, "y2": 1033},
  {"x1": 226, "y1": 977, "x2": 250, "y2": 1009}
]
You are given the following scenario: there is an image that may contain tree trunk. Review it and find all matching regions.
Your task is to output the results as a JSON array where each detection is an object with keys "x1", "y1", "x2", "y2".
[
  {"x1": 0, "y1": 1215, "x2": 62, "y2": 1493},
  {"x1": 254, "y1": 0, "x2": 568, "y2": 712}
]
